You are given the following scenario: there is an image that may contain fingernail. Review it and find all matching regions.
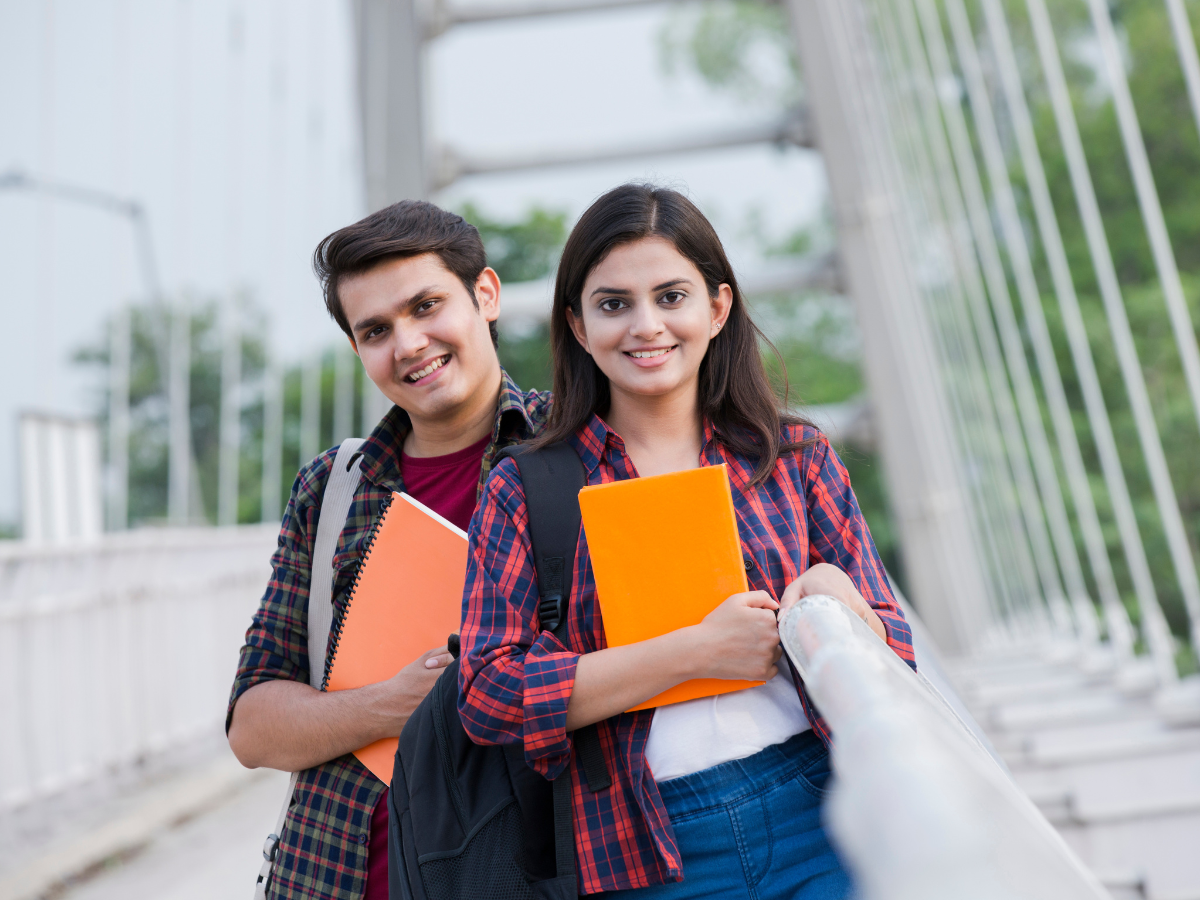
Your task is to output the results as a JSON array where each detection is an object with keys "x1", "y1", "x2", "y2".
[{"x1": 426, "y1": 658, "x2": 439, "y2": 668}]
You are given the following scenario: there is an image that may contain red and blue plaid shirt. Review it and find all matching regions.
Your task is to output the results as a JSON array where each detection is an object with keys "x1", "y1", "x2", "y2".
[
  {"x1": 228, "y1": 371, "x2": 550, "y2": 900},
  {"x1": 458, "y1": 414, "x2": 915, "y2": 895}
]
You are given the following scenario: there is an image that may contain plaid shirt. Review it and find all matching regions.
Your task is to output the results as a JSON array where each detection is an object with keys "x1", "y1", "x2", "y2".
[
  {"x1": 458, "y1": 414, "x2": 915, "y2": 895},
  {"x1": 228, "y1": 370, "x2": 550, "y2": 900}
]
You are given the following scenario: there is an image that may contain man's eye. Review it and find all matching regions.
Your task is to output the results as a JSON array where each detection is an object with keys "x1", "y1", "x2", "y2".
[
  {"x1": 417, "y1": 299, "x2": 439, "y2": 314},
  {"x1": 365, "y1": 325, "x2": 386, "y2": 340}
]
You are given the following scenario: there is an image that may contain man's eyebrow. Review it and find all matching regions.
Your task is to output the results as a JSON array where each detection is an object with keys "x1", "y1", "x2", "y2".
[
  {"x1": 351, "y1": 285, "x2": 440, "y2": 333},
  {"x1": 587, "y1": 278, "x2": 693, "y2": 299}
]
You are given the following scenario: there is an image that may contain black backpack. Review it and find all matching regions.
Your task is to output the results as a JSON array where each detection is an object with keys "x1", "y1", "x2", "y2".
[{"x1": 387, "y1": 443, "x2": 612, "y2": 900}]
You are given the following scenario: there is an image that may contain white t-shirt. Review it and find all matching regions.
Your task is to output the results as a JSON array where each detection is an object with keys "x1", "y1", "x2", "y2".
[{"x1": 644, "y1": 661, "x2": 811, "y2": 782}]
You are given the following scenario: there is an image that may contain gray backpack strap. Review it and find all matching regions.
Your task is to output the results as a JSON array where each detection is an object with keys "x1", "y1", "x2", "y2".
[{"x1": 255, "y1": 439, "x2": 366, "y2": 900}]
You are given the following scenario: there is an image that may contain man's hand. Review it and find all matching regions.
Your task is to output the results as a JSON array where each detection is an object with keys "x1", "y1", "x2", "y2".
[
  {"x1": 377, "y1": 644, "x2": 456, "y2": 731},
  {"x1": 780, "y1": 563, "x2": 888, "y2": 641},
  {"x1": 228, "y1": 643, "x2": 453, "y2": 772}
]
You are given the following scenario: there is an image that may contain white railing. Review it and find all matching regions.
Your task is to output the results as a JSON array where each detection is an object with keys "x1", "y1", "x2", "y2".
[
  {"x1": 780, "y1": 595, "x2": 1110, "y2": 900},
  {"x1": 0, "y1": 526, "x2": 276, "y2": 812}
]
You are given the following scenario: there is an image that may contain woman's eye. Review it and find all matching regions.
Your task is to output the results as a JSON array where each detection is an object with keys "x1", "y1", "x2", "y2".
[
  {"x1": 660, "y1": 290, "x2": 685, "y2": 305},
  {"x1": 599, "y1": 298, "x2": 627, "y2": 313}
]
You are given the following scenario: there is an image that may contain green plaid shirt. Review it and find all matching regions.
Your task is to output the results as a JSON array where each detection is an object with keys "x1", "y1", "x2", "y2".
[{"x1": 228, "y1": 371, "x2": 551, "y2": 900}]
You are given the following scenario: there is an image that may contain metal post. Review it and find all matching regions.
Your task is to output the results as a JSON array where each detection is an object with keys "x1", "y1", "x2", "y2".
[
  {"x1": 107, "y1": 306, "x2": 131, "y2": 531},
  {"x1": 167, "y1": 304, "x2": 191, "y2": 526},
  {"x1": 784, "y1": 0, "x2": 992, "y2": 652},
  {"x1": 300, "y1": 354, "x2": 322, "y2": 466},
  {"x1": 260, "y1": 352, "x2": 283, "y2": 524},
  {"x1": 354, "y1": 0, "x2": 427, "y2": 210},
  {"x1": 334, "y1": 345, "x2": 356, "y2": 441},
  {"x1": 217, "y1": 300, "x2": 241, "y2": 526}
]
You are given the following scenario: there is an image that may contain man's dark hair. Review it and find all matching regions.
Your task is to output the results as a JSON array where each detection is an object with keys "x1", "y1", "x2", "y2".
[{"x1": 313, "y1": 200, "x2": 500, "y2": 348}]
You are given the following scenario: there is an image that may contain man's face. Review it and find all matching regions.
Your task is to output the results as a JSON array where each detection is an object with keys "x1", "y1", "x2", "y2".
[{"x1": 340, "y1": 253, "x2": 501, "y2": 425}]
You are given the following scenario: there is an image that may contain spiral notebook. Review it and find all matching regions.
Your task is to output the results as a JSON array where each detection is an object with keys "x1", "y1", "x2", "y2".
[
  {"x1": 322, "y1": 491, "x2": 469, "y2": 783},
  {"x1": 578, "y1": 464, "x2": 758, "y2": 712}
]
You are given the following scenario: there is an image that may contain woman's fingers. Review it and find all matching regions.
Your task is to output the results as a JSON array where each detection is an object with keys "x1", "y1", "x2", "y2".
[{"x1": 738, "y1": 590, "x2": 779, "y2": 610}]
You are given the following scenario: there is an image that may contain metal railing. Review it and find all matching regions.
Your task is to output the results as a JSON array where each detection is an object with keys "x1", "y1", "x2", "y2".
[
  {"x1": 780, "y1": 595, "x2": 1109, "y2": 900},
  {"x1": 0, "y1": 526, "x2": 275, "y2": 812}
]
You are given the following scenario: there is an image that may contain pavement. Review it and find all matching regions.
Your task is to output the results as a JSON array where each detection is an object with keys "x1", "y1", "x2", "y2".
[
  {"x1": 0, "y1": 737, "x2": 288, "y2": 900},
  {"x1": 55, "y1": 766, "x2": 288, "y2": 900}
]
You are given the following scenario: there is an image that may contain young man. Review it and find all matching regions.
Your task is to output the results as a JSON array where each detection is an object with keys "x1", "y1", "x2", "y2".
[{"x1": 227, "y1": 200, "x2": 550, "y2": 900}]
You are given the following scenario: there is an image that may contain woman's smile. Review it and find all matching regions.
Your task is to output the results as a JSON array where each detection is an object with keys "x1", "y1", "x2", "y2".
[{"x1": 624, "y1": 344, "x2": 679, "y2": 366}]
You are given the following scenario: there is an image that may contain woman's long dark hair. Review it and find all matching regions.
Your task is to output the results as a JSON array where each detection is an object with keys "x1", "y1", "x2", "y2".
[{"x1": 533, "y1": 183, "x2": 813, "y2": 485}]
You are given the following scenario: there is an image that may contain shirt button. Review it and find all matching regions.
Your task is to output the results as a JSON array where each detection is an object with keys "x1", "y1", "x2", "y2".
[
  {"x1": 358, "y1": 833, "x2": 369, "y2": 845},
  {"x1": 743, "y1": 555, "x2": 754, "y2": 571}
]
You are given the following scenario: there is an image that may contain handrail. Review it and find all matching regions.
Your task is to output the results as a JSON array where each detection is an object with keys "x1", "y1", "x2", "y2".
[{"x1": 779, "y1": 595, "x2": 1109, "y2": 900}]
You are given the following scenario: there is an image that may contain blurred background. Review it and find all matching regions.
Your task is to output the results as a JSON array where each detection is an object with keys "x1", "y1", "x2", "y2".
[{"x1": 2, "y1": 0, "x2": 1200, "y2": 897}]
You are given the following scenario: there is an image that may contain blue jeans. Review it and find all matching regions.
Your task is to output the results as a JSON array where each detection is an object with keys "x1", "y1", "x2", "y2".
[{"x1": 605, "y1": 731, "x2": 853, "y2": 900}]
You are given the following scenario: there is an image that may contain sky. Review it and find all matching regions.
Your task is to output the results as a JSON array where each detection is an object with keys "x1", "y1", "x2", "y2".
[{"x1": 0, "y1": 0, "x2": 825, "y2": 529}]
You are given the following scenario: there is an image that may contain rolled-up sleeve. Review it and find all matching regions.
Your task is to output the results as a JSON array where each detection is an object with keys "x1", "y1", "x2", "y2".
[
  {"x1": 803, "y1": 434, "x2": 917, "y2": 670},
  {"x1": 458, "y1": 458, "x2": 580, "y2": 779},
  {"x1": 226, "y1": 452, "x2": 333, "y2": 731}
]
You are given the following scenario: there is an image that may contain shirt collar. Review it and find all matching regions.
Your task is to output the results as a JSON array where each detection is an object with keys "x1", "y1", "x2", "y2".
[
  {"x1": 357, "y1": 368, "x2": 536, "y2": 488},
  {"x1": 571, "y1": 412, "x2": 722, "y2": 476}
]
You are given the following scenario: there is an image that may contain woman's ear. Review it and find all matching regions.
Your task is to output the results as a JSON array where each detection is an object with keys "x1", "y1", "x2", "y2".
[
  {"x1": 566, "y1": 308, "x2": 591, "y2": 354},
  {"x1": 710, "y1": 284, "x2": 734, "y2": 337}
]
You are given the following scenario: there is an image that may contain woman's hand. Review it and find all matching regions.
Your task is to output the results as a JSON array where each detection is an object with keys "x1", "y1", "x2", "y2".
[
  {"x1": 689, "y1": 591, "x2": 783, "y2": 682},
  {"x1": 780, "y1": 563, "x2": 888, "y2": 641}
]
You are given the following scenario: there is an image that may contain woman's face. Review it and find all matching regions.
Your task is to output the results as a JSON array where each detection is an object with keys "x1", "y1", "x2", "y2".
[{"x1": 568, "y1": 236, "x2": 732, "y2": 406}]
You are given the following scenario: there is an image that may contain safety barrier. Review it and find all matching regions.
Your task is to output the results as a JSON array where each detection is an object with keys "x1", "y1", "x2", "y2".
[
  {"x1": 780, "y1": 595, "x2": 1109, "y2": 900},
  {"x1": 0, "y1": 526, "x2": 275, "y2": 812}
]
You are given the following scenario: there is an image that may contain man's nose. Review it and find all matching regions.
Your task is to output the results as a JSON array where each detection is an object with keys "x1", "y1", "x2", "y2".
[{"x1": 393, "y1": 323, "x2": 430, "y2": 360}]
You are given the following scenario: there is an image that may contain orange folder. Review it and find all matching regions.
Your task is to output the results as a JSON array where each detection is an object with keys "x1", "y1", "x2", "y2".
[
  {"x1": 323, "y1": 492, "x2": 468, "y2": 783},
  {"x1": 578, "y1": 464, "x2": 760, "y2": 712}
]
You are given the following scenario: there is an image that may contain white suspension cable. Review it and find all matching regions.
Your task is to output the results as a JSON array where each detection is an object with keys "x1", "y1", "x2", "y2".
[
  {"x1": 889, "y1": 0, "x2": 1056, "y2": 628},
  {"x1": 944, "y1": 0, "x2": 1106, "y2": 644},
  {"x1": 1024, "y1": 0, "x2": 1186, "y2": 675},
  {"x1": 1163, "y1": 0, "x2": 1200, "y2": 189},
  {"x1": 978, "y1": 0, "x2": 1145, "y2": 657},
  {"x1": 870, "y1": 4, "x2": 1010, "y2": 626},
  {"x1": 913, "y1": 0, "x2": 1073, "y2": 635},
  {"x1": 877, "y1": 0, "x2": 1044, "y2": 625}
]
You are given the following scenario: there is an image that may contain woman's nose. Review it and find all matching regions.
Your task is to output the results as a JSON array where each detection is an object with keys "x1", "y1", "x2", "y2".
[{"x1": 630, "y1": 301, "x2": 665, "y2": 339}]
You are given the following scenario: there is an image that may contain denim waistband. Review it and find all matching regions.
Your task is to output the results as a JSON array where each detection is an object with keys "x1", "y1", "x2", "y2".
[{"x1": 653, "y1": 730, "x2": 827, "y2": 817}]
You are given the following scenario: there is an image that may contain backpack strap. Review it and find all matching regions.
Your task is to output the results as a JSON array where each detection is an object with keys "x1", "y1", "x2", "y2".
[
  {"x1": 503, "y1": 442, "x2": 613, "y2": 802},
  {"x1": 255, "y1": 439, "x2": 365, "y2": 900}
]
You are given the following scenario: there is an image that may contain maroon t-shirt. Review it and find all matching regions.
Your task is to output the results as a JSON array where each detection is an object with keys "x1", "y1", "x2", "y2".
[{"x1": 363, "y1": 433, "x2": 490, "y2": 899}]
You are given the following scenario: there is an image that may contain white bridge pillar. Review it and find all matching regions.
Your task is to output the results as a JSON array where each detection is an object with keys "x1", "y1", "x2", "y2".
[{"x1": 784, "y1": 0, "x2": 991, "y2": 653}]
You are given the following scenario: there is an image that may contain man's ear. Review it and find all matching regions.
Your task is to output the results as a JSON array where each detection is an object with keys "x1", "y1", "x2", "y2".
[
  {"x1": 347, "y1": 334, "x2": 359, "y2": 357},
  {"x1": 566, "y1": 308, "x2": 590, "y2": 354},
  {"x1": 475, "y1": 267, "x2": 501, "y2": 323}
]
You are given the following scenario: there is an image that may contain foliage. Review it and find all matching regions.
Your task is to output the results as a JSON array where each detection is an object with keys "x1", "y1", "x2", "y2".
[
  {"x1": 73, "y1": 296, "x2": 336, "y2": 527},
  {"x1": 658, "y1": 0, "x2": 801, "y2": 106},
  {"x1": 662, "y1": 0, "x2": 1200, "y2": 641},
  {"x1": 460, "y1": 203, "x2": 569, "y2": 393}
]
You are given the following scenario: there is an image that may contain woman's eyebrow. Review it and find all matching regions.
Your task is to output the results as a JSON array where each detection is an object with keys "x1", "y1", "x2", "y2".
[{"x1": 588, "y1": 278, "x2": 693, "y2": 298}]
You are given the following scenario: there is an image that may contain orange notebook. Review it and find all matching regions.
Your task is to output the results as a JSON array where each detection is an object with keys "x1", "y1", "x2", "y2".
[
  {"x1": 322, "y1": 492, "x2": 468, "y2": 783},
  {"x1": 578, "y1": 464, "x2": 759, "y2": 712}
]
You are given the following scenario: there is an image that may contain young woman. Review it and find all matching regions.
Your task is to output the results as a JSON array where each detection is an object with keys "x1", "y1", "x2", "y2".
[{"x1": 458, "y1": 184, "x2": 916, "y2": 898}]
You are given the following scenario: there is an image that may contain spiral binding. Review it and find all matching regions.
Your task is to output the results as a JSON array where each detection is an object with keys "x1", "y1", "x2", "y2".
[{"x1": 320, "y1": 493, "x2": 394, "y2": 691}]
